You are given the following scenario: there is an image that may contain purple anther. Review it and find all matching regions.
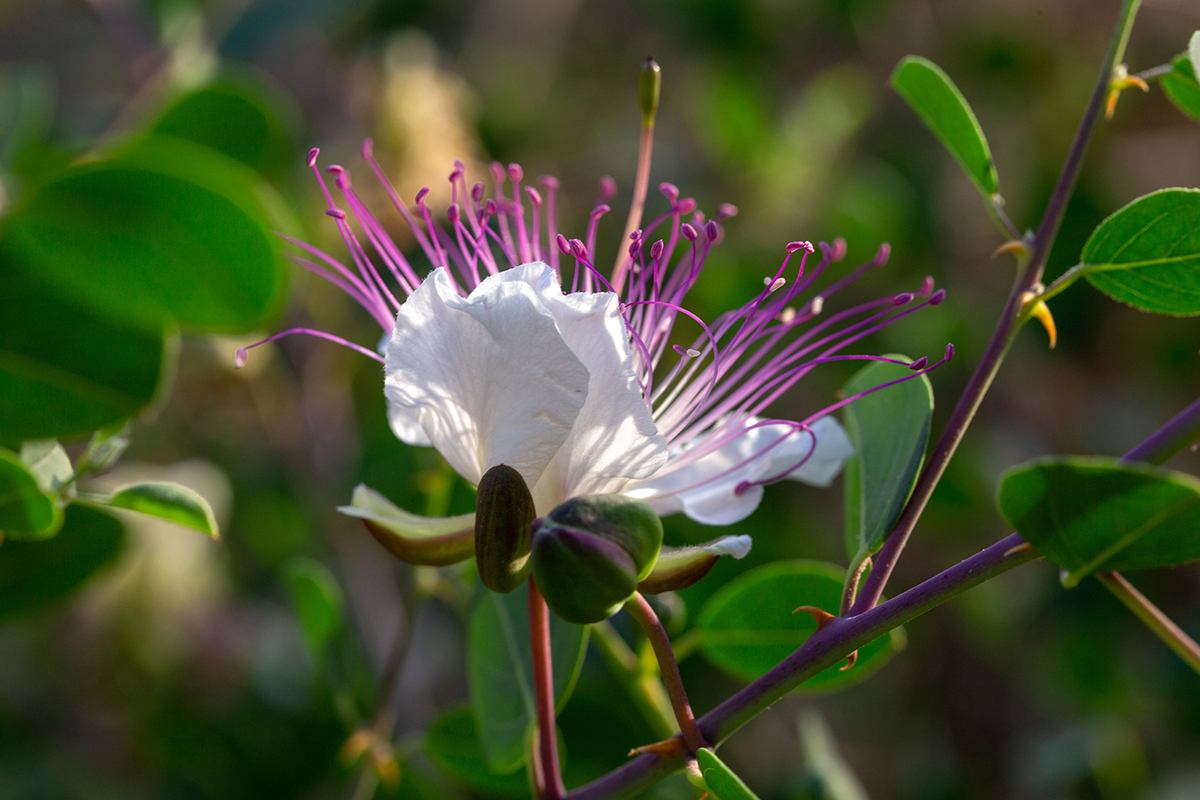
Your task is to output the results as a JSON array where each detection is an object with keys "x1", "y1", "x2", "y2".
[
  {"x1": 909, "y1": 356, "x2": 929, "y2": 370},
  {"x1": 692, "y1": 211, "x2": 706, "y2": 225},
  {"x1": 556, "y1": 234, "x2": 571, "y2": 254},
  {"x1": 570, "y1": 238, "x2": 588, "y2": 258},
  {"x1": 650, "y1": 240, "x2": 665, "y2": 260},
  {"x1": 471, "y1": 182, "x2": 485, "y2": 202},
  {"x1": 235, "y1": 348, "x2": 248, "y2": 369},
  {"x1": 538, "y1": 174, "x2": 560, "y2": 190},
  {"x1": 449, "y1": 164, "x2": 464, "y2": 182},
  {"x1": 361, "y1": 139, "x2": 373, "y2": 158},
  {"x1": 930, "y1": 288, "x2": 947, "y2": 305},
  {"x1": 832, "y1": 237, "x2": 848, "y2": 262},
  {"x1": 681, "y1": 223, "x2": 698, "y2": 242},
  {"x1": 705, "y1": 220, "x2": 719, "y2": 241},
  {"x1": 307, "y1": 147, "x2": 320, "y2": 167},
  {"x1": 484, "y1": 199, "x2": 498, "y2": 216},
  {"x1": 945, "y1": 343, "x2": 955, "y2": 360},
  {"x1": 678, "y1": 198, "x2": 697, "y2": 215},
  {"x1": 659, "y1": 182, "x2": 679, "y2": 202},
  {"x1": 733, "y1": 480, "x2": 751, "y2": 497},
  {"x1": 508, "y1": 163, "x2": 524, "y2": 183},
  {"x1": 786, "y1": 241, "x2": 806, "y2": 254},
  {"x1": 599, "y1": 176, "x2": 617, "y2": 201},
  {"x1": 894, "y1": 292, "x2": 915, "y2": 306},
  {"x1": 326, "y1": 208, "x2": 347, "y2": 220},
  {"x1": 918, "y1": 275, "x2": 935, "y2": 297},
  {"x1": 448, "y1": 203, "x2": 460, "y2": 223},
  {"x1": 326, "y1": 164, "x2": 344, "y2": 176},
  {"x1": 630, "y1": 229, "x2": 643, "y2": 241},
  {"x1": 716, "y1": 203, "x2": 738, "y2": 220},
  {"x1": 490, "y1": 161, "x2": 505, "y2": 184},
  {"x1": 875, "y1": 242, "x2": 892, "y2": 265},
  {"x1": 628, "y1": 241, "x2": 641, "y2": 258},
  {"x1": 415, "y1": 186, "x2": 430, "y2": 205},
  {"x1": 591, "y1": 204, "x2": 612, "y2": 220},
  {"x1": 525, "y1": 186, "x2": 542, "y2": 206}
]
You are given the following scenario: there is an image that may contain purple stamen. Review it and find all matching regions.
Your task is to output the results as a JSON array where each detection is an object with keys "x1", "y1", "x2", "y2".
[{"x1": 236, "y1": 328, "x2": 386, "y2": 368}]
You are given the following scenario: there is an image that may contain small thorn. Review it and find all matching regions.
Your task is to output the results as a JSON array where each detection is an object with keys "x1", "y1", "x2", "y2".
[
  {"x1": 992, "y1": 239, "x2": 1029, "y2": 260},
  {"x1": 1032, "y1": 300, "x2": 1057, "y2": 348},
  {"x1": 839, "y1": 650, "x2": 859, "y2": 671},
  {"x1": 1003, "y1": 542, "x2": 1036, "y2": 558},
  {"x1": 630, "y1": 736, "x2": 686, "y2": 758},
  {"x1": 793, "y1": 605, "x2": 836, "y2": 629}
]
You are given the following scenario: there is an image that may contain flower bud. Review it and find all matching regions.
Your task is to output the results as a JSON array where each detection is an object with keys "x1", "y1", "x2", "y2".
[
  {"x1": 474, "y1": 464, "x2": 536, "y2": 593},
  {"x1": 530, "y1": 495, "x2": 663, "y2": 623}
]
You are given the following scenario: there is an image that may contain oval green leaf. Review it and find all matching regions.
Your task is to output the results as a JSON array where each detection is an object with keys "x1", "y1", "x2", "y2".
[
  {"x1": 1162, "y1": 52, "x2": 1200, "y2": 123},
  {"x1": 284, "y1": 558, "x2": 345, "y2": 656},
  {"x1": 0, "y1": 448, "x2": 61, "y2": 540},
  {"x1": 1081, "y1": 188, "x2": 1200, "y2": 316},
  {"x1": 106, "y1": 481, "x2": 219, "y2": 537},
  {"x1": 0, "y1": 256, "x2": 173, "y2": 445},
  {"x1": 467, "y1": 587, "x2": 589, "y2": 773},
  {"x1": 841, "y1": 356, "x2": 932, "y2": 566},
  {"x1": 695, "y1": 747, "x2": 762, "y2": 800},
  {"x1": 2, "y1": 135, "x2": 287, "y2": 333},
  {"x1": 0, "y1": 503, "x2": 125, "y2": 619},
  {"x1": 997, "y1": 456, "x2": 1200, "y2": 587},
  {"x1": 424, "y1": 705, "x2": 529, "y2": 798},
  {"x1": 891, "y1": 56, "x2": 999, "y2": 197},
  {"x1": 695, "y1": 560, "x2": 903, "y2": 692},
  {"x1": 153, "y1": 76, "x2": 297, "y2": 181}
]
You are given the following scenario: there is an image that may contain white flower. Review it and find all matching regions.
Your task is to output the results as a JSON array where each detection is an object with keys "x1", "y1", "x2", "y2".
[{"x1": 239, "y1": 144, "x2": 946, "y2": 553}]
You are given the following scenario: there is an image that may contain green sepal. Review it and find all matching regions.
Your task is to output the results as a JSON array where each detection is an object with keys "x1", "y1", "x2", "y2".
[{"x1": 338, "y1": 484, "x2": 474, "y2": 566}]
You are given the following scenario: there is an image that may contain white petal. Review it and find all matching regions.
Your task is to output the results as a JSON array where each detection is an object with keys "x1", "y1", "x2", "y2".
[
  {"x1": 527, "y1": 270, "x2": 668, "y2": 511},
  {"x1": 626, "y1": 416, "x2": 851, "y2": 526},
  {"x1": 384, "y1": 264, "x2": 590, "y2": 489}
]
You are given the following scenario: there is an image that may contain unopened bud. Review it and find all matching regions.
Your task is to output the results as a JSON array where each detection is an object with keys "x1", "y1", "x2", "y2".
[
  {"x1": 475, "y1": 465, "x2": 536, "y2": 593},
  {"x1": 639, "y1": 57, "x2": 662, "y2": 127}
]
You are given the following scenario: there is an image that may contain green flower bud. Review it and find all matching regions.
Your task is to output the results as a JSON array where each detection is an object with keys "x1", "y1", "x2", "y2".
[
  {"x1": 529, "y1": 495, "x2": 663, "y2": 623},
  {"x1": 474, "y1": 464, "x2": 535, "y2": 593}
]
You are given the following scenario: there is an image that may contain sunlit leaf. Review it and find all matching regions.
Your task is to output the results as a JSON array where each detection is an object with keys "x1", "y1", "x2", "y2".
[
  {"x1": 695, "y1": 561, "x2": 903, "y2": 692},
  {"x1": 0, "y1": 504, "x2": 124, "y2": 619},
  {"x1": 997, "y1": 456, "x2": 1200, "y2": 587},
  {"x1": 1081, "y1": 188, "x2": 1200, "y2": 316},
  {"x1": 0, "y1": 448, "x2": 61, "y2": 540},
  {"x1": 695, "y1": 747, "x2": 762, "y2": 800},
  {"x1": 891, "y1": 56, "x2": 999, "y2": 196},
  {"x1": 842, "y1": 356, "x2": 932, "y2": 567},
  {"x1": 105, "y1": 481, "x2": 219, "y2": 537},
  {"x1": 467, "y1": 587, "x2": 588, "y2": 772},
  {"x1": 1162, "y1": 52, "x2": 1200, "y2": 123}
]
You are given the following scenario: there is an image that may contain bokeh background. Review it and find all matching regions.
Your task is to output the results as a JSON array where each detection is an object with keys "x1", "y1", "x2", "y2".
[{"x1": 2, "y1": 0, "x2": 1199, "y2": 798}]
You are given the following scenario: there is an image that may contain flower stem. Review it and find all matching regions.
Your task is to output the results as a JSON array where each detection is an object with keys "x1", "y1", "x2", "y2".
[
  {"x1": 529, "y1": 579, "x2": 566, "y2": 799},
  {"x1": 565, "y1": 533, "x2": 1041, "y2": 800},
  {"x1": 1096, "y1": 571, "x2": 1200, "y2": 675},
  {"x1": 849, "y1": 0, "x2": 1143, "y2": 617},
  {"x1": 624, "y1": 593, "x2": 708, "y2": 754}
]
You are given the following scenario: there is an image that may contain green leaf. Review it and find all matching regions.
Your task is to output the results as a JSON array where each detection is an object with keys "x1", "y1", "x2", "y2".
[
  {"x1": 105, "y1": 482, "x2": 219, "y2": 537},
  {"x1": 0, "y1": 448, "x2": 61, "y2": 540},
  {"x1": 0, "y1": 503, "x2": 125, "y2": 619},
  {"x1": 152, "y1": 76, "x2": 297, "y2": 181},
  {"x1": 1, "y1": 135, "x2": 288, "y2": 333},
  {"x1": 695, "y1": 748, "x2": 762, "y2": 800},
  {"x1": 842, "y1": 356, "x2": 932, "y2": 567},
  {"x1": 1162, "y1": 52, "x2": 1200, "y2": 123},
  {"x1": 1081, "y1": 188, "x2": 1200, "y2": 316},
  {"x1": 424, "y1": 706, "x2": 529, "y2": 798},
  {"x1": 997, "y1": 456, "x2": 1200, "y2": 587},
  {"x1": 695, "y1": 561, "x2": 903, "y2": 692},
  {"x1": 284, "y1": 558, "x2": 345, "y2": 656},
  {"x1": 467, "y1": 587, "x2": 589, "y2": 773},
  {"x1": 18, "y1": 440, "x2": 73, "y2": 492},
  {"x1": 891, "y1": 56, "x2": 999, "y2": 197},
  {"x1": 0, "y1": 258, "x2": 174, "y2": 445},
  {"x1": 1190, "y1": 31, "x2": 1200, "y2": 85}
]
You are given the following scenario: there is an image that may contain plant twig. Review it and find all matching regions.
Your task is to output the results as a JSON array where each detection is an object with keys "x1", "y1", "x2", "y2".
[
  {"x1": 1096, "y1": 571, "x2": 1200, "y2": 674},
  {"x1": 1120, "y1": 396, "x2": 1200, "y2": 466},
  {"x1": 530, "y1": 579, "x2": 566, "y2": 799},
  {"x1": 849, "y1": 0, "x2": 1144, "y2": 617},
  {"x1": 624, "y1": 593, "x2": 708, "y2": 754}
]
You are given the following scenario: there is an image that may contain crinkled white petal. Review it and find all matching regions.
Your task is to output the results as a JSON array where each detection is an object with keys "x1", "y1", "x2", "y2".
[
  {"x1": 528, "y1": 274, "x2": 668, "y2": 512},
  {"x1": 384, "y1": 264, "x2": 590, "y2": 489},
  {"x1": 625, "y1": 415, "x2": 853, "y2": 526}
]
